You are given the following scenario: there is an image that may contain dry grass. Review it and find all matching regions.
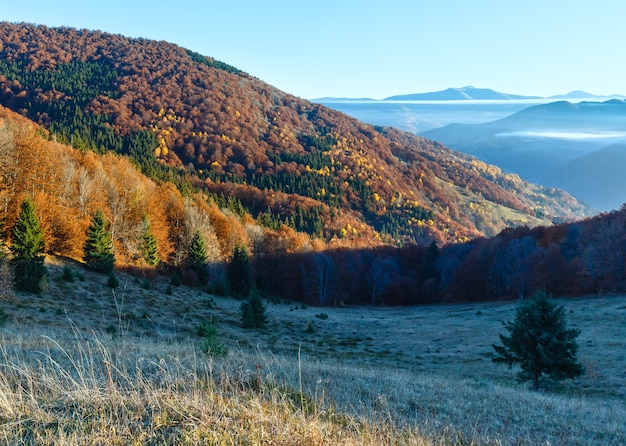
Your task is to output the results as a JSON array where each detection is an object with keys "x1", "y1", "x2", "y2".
[
  {"x1": 0, "y1": 256, "x2": 624, "y2": 444},
  {"x1": 0, "y1": 327, "x2": 430, "y2": 445}
]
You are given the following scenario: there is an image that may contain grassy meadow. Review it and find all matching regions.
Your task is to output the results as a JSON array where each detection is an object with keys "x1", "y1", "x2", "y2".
[{"x1": 0, "y1": 257, "x2": 624, "y2": 444}]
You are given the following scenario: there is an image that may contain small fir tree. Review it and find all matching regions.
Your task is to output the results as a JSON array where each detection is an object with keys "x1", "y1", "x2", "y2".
[
  {"x1": 492, "y1": 290, "x2": 584, "y2": 389},
  {"x1": 83, "y1": 210, "x2": 115, "y2": 274},
  {"x1": 227, "y1": 244, "x2": 252, "y2": 298},
  {"x1": 10, "y1": 198, "x2": 47, "y2": 293},
  {"x1": 240, "y1": 290, "x2": 267, "y2": 329},
  {"x1": 107, "y1": 271, "x2": 120, "y2": 288},
  {"x1": 186, "y1": 231, "x2": 208, "y2": 284},
  {"x1": 140, "y1": 215, "x2": 159, "y2": 266},
  {"x1": 197, "y1": 317, "x2": 228, "y2": 357}
]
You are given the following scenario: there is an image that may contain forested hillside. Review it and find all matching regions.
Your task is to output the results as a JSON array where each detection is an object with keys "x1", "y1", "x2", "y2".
[
  {"x1": 0, "y1": 22, "x2": 590, "y2": 247},
  {"x1": 0, "y1": 21, "x2": 626, "y2": 305},
  {"x1": 0, "y1": 107, "x2": 260, "y2": 268}
]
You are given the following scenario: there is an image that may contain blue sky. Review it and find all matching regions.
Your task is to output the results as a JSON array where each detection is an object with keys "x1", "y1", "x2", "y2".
[{"x1": 4, "y1": 1, "x2": 625, "y2": 99}]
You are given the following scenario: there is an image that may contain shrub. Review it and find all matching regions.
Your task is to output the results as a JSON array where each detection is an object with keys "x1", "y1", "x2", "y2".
[
  {"x1": 107, "y1": 272, "x2": 120, "y2": 289},
  {"x1": 60, "y1": 265, "x2": 76, "y2": 283},
  {"x1": 170, "y1": 269, "x2": 183, "y2": 286},
  {"x1": 0, "y1": 306, "x2": 9, "y2": 325}
]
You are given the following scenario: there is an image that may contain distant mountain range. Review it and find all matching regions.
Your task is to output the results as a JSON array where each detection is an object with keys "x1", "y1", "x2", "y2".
[
  {"x1": 421, "y1": 100, "x2": 626, "y2": 211},
  {"x1": 384, "y1": 86, "x2": 541, "y2": 101},
  {"x1": 315, "y1": 86, "x2": 625, "y2": 102}
]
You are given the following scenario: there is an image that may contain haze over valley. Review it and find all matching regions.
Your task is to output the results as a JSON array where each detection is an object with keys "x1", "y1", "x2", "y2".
[{"x1": 317, "y1": 89, "x2": 626, "y2": 211}]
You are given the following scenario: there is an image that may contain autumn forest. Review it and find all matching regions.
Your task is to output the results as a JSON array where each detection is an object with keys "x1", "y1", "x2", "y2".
[{"x1": 0, "y1": 22, "x2": 623, "y2": 305}]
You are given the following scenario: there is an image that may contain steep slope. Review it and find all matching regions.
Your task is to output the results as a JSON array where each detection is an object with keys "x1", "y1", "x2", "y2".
[{"x1": 0, "y1": 23, "x2": 590, "y2": 244}]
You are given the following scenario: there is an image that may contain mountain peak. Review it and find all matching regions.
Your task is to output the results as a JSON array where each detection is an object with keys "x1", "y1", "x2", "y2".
[{"x1": 384, "y1": 87, "x2": 541, "y2": 101}]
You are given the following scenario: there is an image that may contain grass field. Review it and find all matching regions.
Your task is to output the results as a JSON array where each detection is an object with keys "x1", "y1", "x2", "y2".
[{"x1": 0, "y1": 257, "x2": 624, "y2": 444}]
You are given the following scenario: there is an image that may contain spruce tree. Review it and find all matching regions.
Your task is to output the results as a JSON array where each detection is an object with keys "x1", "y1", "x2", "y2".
[
  {"x1": 240, "y1": 290, "x2": 267, "y2": 328},
  {"x1": 140, "y1": 215, "x2": 159, "y2": 266},
  {"x1": 83, "y1": 210, "x2": 115, "y2": 274},
  {"x1": 186, "y1": 231, "x2": 208, "y2": 284},
  {"x1": 10, "y1": 198, "x2": 47, "y2": 293},
  {"x1": 492, "y1": 290, "x2": 584, "y2": 389},
  {"x1": 227, "y1": 244, "x2": 252, "y2": 298}
]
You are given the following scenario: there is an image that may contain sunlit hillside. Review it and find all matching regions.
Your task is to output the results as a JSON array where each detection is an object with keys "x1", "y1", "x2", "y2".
[{"x1": 0, "y1": 22, "x2": 591, "y2": 247}]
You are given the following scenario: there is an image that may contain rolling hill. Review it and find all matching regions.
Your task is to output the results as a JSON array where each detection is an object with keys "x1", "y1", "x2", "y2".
[
  {"x1": 0, "y1": 22, "x2": 591, "y2": 246},
  {"x1": 544, "y1": 142, "x2": 626, "y2": 211},
  {"x1": 421, "y1": 100, "x2": 626, "y2": 210}
]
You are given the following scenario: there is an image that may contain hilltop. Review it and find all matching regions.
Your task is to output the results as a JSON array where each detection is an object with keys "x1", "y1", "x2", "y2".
[{"x1": 0, "y1": 22, "x2": 590, "y2": 245}]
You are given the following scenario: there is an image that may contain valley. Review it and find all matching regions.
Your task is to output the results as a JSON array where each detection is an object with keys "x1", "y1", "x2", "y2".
[
  {"x1": 0, "y1": 21, "x2": 625, "y2": 445},
  {"x1": 317, "y1": 94, "x2": 626, "y2": 212}
]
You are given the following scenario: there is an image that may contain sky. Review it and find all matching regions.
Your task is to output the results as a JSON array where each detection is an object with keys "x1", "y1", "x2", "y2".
[{"x1": 3, "y1": 1, "x2": 626, "y2": 100}]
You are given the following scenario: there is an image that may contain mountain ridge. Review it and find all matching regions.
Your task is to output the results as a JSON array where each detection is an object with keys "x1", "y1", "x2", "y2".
[
  {"x1": 384, "y1": 86, "x2": 542, "y2": 101},
  {"x1": 315, "y1": 88, "x2": 625, "y2": 102},
  {"x1": 0, "y1": 22, "x2": 591, "y2": 246}
]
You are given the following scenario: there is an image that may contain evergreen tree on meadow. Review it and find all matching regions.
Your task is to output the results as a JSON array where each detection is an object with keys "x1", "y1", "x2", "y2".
[
  {"x1": 240, "y1": 290, "x2": 267, "y2": 329},
  {"x1": 227, "y1": 244, "x2": 252, "y2": 298},
  {"x1": 10, "y1": 198, "x2": 47, "y2": 293},
  {"x1": 186, "y1": 230, "x2": 208, "y2": 284},
  {"x1": 492, "y1": 289, "x2": 584, "y2": 389},
  {"x1": 140, "y1": 215, "x2": 159, "y2": 266},
  {"x1": 83, "y1": 209, "x2": 115, "y2": 274}
]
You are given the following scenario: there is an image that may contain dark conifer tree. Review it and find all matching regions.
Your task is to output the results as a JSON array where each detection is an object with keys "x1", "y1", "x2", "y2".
[
  {"x1": 492, "y1": 290, "x2": 584, "y2": 389},
  {"x1": 227, "y1": 244, "x2": 252, "y2": 298},
  {"x1": 83, "y1": 209, "x2": 115, "y2": 274},
  {"x1": 10, "y1": 198, "x2": 47, "y2": 293},
  {"x1": 240, "y1": 290, "x2": 267, "y2": 328},
  {"x1": 186, "y1": 231, "x2": 208, "y2": 284},
  {"x1": 140, "y1": 215, "x2": 159, "y2": 266}
]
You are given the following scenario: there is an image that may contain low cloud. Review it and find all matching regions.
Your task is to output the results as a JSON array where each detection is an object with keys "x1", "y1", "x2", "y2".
[{"x1": 496, "y1": 130, "x2": 626, "y2": 140}]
